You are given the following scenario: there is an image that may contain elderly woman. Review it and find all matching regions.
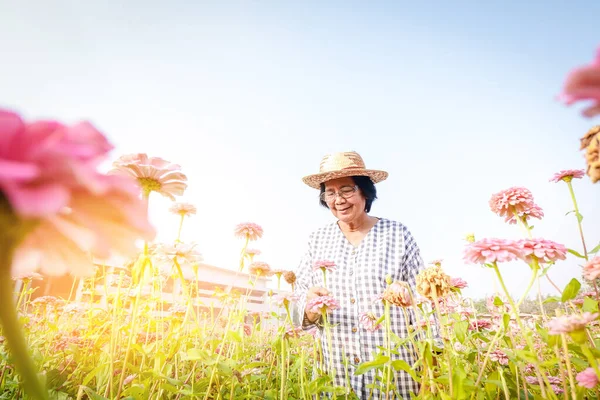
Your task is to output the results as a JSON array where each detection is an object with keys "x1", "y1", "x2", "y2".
[{"x1": 294, "y1": 151, "x2": 435, "y2": 399}]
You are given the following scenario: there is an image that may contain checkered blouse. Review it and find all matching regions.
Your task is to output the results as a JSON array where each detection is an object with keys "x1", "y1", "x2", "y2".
[{"x1": 294, "y1": 218, "x2": 427, "y2": 399}]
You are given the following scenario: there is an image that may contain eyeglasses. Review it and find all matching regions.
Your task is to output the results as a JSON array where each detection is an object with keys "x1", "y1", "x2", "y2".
[{"x1": 320, "y1": 185, "x2": 359, "y2": 202}]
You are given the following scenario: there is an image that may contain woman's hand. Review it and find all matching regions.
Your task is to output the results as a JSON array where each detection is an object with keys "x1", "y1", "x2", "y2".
[{"x1": 304, "y1": 286, "x2": 330, "y2": 323}]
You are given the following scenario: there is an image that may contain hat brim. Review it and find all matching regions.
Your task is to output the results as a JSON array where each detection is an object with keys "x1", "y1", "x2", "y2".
[{"x1": 302, "y1": 169, "x2": 388, "y2": 189}]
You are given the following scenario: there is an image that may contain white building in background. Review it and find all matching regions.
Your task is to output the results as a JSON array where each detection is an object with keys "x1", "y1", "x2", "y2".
[{"x1": 87, "y1": 261, "x2": 285, "y2": 319}]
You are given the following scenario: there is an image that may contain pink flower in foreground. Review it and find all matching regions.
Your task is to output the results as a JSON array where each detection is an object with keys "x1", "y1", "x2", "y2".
[
  {"x1": 583, "y1": 256, "x2": 600, "y2": 281},
  {"x1": 234, "y1": 222, "x2": 264, "y2": 241},
  {"x1": 0, "y1": 109, "x2": 112, "y2": 217},
  {"x1": 558, "y1": 47, "x2": 600, "y2": 118},
  {"x1": 577, "y1": 367, "x2": 600, "y2": 388},
  {"x1": 489, "y1": 187, "x2": 544, "y2": 225},
  {"x1": 168, "y1": 202, "x2": 197, "y2": 217},
  {"x1": 450, "y1": 277, "x2": 468, "y2": 289},
  {"x1": 0, "y1": 109, "x2": 156, "y2": 277},
  {"x1": 248, "y1": 261, "x2": 272, "y2": 277},
  {"x1": 550, "y1": 169, "x2": 586, "y2": 183},
  {"x1": 463, "y1": 238, "x2": 524, "y2": 264},
  {"x1": 519, "y1": 238, "x2": 567, "y2": 264},
  {"x1": 306, "y1": 295, "x2": 340, "y2": 314},
  {"x1": 359, "y1": 311, "x2": 382, "y2": 332},
  {"x1": 546, "y1": 312, "x2": 599, "y2": 335},
  {"x1": 312, "y1": 260, "x2": 337, "y2": 272},
  {"x1": 110, "y1": 153, "x2": 188, "y2": 200}
]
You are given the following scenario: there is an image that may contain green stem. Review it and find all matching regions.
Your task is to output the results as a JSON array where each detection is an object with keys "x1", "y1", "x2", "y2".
[
  {"x1": 491, "y1": 263, "x2": 556, "y2": 399},
  {"x1": 566, "y1": 181, "x2": 588, "y2": 260},
  {"x1": 280, "y1": 336, "x2": 286, "y2": 400},
  {"x1": 517, "y1": 264, "x2": 539, "y2": 309},
  {"x1": 384, "y1": 300, "x2": 392, "y2": 399},
  {"x1": 175, "y1": 214, "x2": 185, "y2": 243},
  {"x1": 560, "y1": 333, "x2": 577, "y2": 400},
  {"x1": 0, "y1": 265, "x2": 48, "y2": 400}
]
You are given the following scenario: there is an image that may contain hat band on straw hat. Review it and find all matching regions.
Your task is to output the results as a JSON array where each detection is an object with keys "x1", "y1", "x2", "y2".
[{"x1": 302, "y1": 151, "x2": 388, "y2": 189}]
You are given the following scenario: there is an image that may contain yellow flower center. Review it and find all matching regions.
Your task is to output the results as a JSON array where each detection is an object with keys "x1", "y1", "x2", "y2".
[{"x1": 138, "y1": 177, "x2": 162, "y2": 196}]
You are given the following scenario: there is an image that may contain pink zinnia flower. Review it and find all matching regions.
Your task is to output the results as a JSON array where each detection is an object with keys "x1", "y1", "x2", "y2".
[
  {"x1": 168, "y1": 202, "x2": 197, "y2": 217},
  {"x1": 234, "y1": 222, "x2": 264, "y2": 241},
  {"x1": 284, "y1": 326, "x2": 304, "y2": 339},
  {"x1": 248, "y1": 261, "x2": 272, "y2": 277},
  {"x1": 583, "y1": 256, "x2": 600, "y2": 281},
  {"x1": 271, "y1": 268, "x2": 284, "y2": 277},
  {"x1": 577, "y1": 367, "x2": 600, "y2": 388},
  {"x1": 489, "y1": 187, "x2": 544, "y2": 225},
  {"x1": 546, "y1": 312, "x2": 599, "y2": 335},
  {"x1": 245, "y1": 248, "x2": 261, "y2": 257},
  {"x1": 549, "y1": 169, "x2": 586, "y2": 183},
  {"x1": 450, "y1": 277, "x2": 468, "y2": 289},
  {"x1": 0, "y1": 110, "x2": 155, "y2": 277},
  {"x1": 109, "y1": 153, "x2": 187, "y2": 200},
  {"x1": 382, "y1": 281, "x2": 413, "y2": 307},
  {"x1": 11, "y1": 272, "x2": 43, "y2": 281},
  {"x1": 306, "y1": 295, "x2": 340, "y2": 314},
  {"x1": 489, "y1": 349, "x2": 509, "y2": 365},
  {"x1": 273, "y1": 292, "x2": 299, "y2": 308},
  {"x1": 463, "y1": 238, "x2": 524, "y2": 264},
  {"x1": 518, "y1": 238, "x2": 567, "y2": 264},
  {"x1": 312, "y1": 260, "x2": 336, "y2": 272},
  {"x1": 469, "y1": 319, "x2": 493, "y2": 331},
  {"x1": 153, "y1": 242, "x2": 203, "y2": 278},
  {"x1": 558, "y1": 47, "x2": 600, "y2": 118},
  {"x1": 359, "y1": 311, "x2": 382, "y2": 332}
]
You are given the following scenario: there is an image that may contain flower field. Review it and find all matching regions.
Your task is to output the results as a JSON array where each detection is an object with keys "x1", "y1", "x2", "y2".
[{"x1": 1, "y1": 48, "x2": 600, "y2": 400}]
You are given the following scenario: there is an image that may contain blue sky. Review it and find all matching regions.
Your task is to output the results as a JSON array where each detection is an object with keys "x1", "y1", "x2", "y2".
[{"x1": 1, "y1": 1, "x2": 599, "y2": 300}]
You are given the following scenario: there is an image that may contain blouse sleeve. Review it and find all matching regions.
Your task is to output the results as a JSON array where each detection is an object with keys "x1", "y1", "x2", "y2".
[{"x1": 292, "y1": 234, "x2": 315, "y2": 329}]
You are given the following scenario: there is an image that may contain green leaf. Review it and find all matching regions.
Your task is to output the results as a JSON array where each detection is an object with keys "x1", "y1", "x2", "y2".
[
  {"x1": 590, "y1": 242, "x2": 600, "y2": 254},
  {"x1": 226, "y1": 330, "x2": 242, "y2": 343},
  {"x1": 454, "y1": 320, "x2": 469, "y2": 344},
  {"x1": 583, "y1": 297, "x2": 599, "y2": 313},
  {"x1": 81, "y1": 387, "x2": 110, "y2": 400},
  {"x1": 502, "y1": 313, "x2": 510, "y2": 331},
  {"x1": 543, "y1": 296, "x2": 561, "y2": 304},
  {"x1": 568, "y1": 249, "x2": 586, "y2": 259},
  {"x1": 451, "y1": 364, "x2": 468, "y2": 400},
  {"x1": 354, "y1": 355, "x2": 390, "y2": 375},
  {"x1": 181, "y1": 348, "x2": 206, "y2": 361},
  {"x1": 493, "y1": 296, "x2": 504, "y2": 306},
  {"x1": 576, "y1": 212, "x2": 584, "y2": 223},
  {"x1": 562, "y1": 278, "x2": 581, "y2": 302},
  {"x1": 391, "y1": 359, "x2": 419, "y2": 382},
  {"x1": 82, "y1": 363, "x2": 109, "y2": 387}
]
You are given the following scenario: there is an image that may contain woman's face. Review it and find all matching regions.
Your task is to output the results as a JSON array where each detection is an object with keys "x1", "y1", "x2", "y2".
[{"x1": 322, "y1": 177, "x2": 366, "y2": 223}]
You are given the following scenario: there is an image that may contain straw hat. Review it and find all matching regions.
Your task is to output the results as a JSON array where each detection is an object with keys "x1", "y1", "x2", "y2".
[{"x1": 302, "y1": 151, "x2": 388, "y2": 189}]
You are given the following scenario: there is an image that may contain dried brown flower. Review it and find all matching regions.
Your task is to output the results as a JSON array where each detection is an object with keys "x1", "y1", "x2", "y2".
[
  {"x1": 415, "y1": 265, "x2": 452, "y2": 301},
  {"x1": 581, "y1": 126, "x2": 600, "y2": 183}
]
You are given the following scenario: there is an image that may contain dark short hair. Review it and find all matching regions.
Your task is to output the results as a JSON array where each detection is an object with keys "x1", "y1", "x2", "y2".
[{"x1": 319, "y1": 176, "x2": 378, "y2": 212}]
